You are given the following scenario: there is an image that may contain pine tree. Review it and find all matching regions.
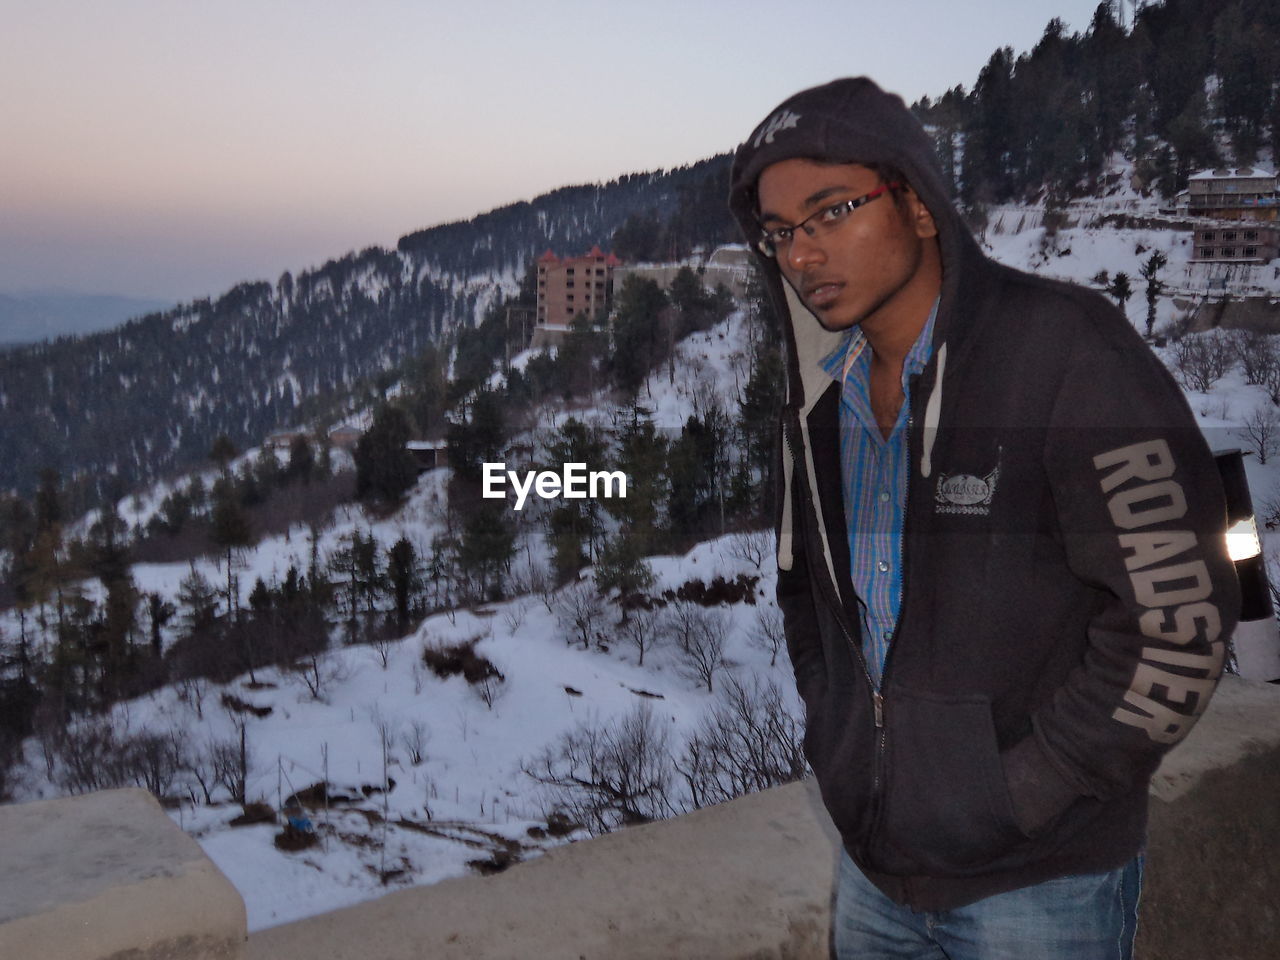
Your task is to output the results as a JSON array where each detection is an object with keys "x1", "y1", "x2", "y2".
[
  {"x1": 455, "y1": 504, "x2": 515, "y2": 602},
  {"x1": 609, "y1": 276, "x2": 668, "y2": 398},
  {"x1": 593, "y1": 533, "x2": 655, "y2": 609},
  {"x1": 386, "y1": 537, "x2": 421, "y2": 629},
  {"x1": 607, "y1": 410, "x2": 669, "y2": 553},
  {"x1": 1141, "y1": 252, "x2": 1168, "y2": 337},
  {"x1": 1108, "y1": 272, "x2": 1134, "y2": 314},
  {"x1": 209, "y1": 477, "x2": 252, "y2": 622},
  {"x1": 354, "y1": 403, "x2": 418, "y2": 504}
]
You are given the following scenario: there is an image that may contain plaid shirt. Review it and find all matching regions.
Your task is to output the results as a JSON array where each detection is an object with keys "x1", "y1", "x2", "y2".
[{"x1": 820, "y1": 301, "x2": 938, "y2": 689}]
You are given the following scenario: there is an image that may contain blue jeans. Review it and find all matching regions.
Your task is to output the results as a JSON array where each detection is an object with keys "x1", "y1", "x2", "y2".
[{"x1": 833, "y1": 849, "x2": 1142, "y2": 960}]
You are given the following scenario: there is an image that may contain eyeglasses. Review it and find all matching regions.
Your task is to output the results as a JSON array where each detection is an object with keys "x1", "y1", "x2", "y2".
[{"x1": 756, "y1": 182, "x2": 902, "y2": 258}]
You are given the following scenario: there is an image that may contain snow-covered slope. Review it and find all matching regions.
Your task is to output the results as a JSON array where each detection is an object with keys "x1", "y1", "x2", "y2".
[{"x1": 9, "y1": 169, "x2": 1280, "y2": 931}]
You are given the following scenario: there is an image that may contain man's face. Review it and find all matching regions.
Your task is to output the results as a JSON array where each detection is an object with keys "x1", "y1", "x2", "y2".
[{"x1": 755, "y1": 158, "x2": 939, "y2": 333}]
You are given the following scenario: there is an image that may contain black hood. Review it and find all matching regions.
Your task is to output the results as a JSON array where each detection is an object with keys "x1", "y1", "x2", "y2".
[
  {"x1": 729, "y1": 77, "x2": 958, "y2": 260},
  {"x1": 728, "y1": 77, "x2": 983, "y2": 414}
]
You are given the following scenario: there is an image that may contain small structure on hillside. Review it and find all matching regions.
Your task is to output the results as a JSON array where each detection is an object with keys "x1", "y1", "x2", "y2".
[
  {"x1": 328, "y1": 425, "x2": 363, "y2": 451},
  {"x1": 1187, "y1": 167, "x2": 1279, "y2": 263},
  {"x1": 265, "y1": 428, "x2": 307, "y2": 451},
  {"x1": 406, "y1": 440, "x2": 448, "y2": 473}
]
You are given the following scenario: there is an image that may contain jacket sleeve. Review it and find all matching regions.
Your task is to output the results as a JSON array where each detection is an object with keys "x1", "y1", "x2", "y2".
[{"x1": 1001, "y1": 321, "x2": 1241, "y2": 835}]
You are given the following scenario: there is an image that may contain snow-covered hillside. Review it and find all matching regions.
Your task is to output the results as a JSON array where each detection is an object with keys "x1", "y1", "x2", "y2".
[{"x1": 7, "y1": 174, "x2": 1280, "y2": 932}]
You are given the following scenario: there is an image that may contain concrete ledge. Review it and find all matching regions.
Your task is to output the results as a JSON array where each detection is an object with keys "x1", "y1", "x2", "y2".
[
  {"x1": 249, "y1": 676, "x2": 1280, "y2": 960},
  {"x1": 0, "y1": 787, "x2": 246, "y2": 960},
  {"x1": 7, "y1": 678, "x2": 1276, "y2": 960},
  {"x1": 248, "y1": 777, "x2": 840, "y2": 960}
]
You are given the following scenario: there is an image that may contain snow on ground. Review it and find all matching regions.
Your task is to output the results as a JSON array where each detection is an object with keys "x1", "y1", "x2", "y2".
[
  {"x1": 5, "y1": 303, "x2": 786, "y2": 932},
  {"x1": 15, "y1": 529, "x2": 788, "y2": 932}
]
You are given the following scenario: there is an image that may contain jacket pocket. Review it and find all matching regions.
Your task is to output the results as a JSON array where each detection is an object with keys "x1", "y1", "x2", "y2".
[{"x1": 870, "y1": 685, "x2": 1029, "y2": 877}]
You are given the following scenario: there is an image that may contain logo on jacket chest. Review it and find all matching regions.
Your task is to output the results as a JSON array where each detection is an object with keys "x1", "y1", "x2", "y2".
[{"x1": 934, "y1": 465, "x2": 1000, "y2": 515}]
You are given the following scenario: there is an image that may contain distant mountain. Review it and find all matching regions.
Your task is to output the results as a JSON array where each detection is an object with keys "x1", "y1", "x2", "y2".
[
  {"x1": 0, "y1": 291, "x2": 173, "y2": 346},
  {"x1": 0, "y1": 155, "x2": 736, "y2": 501}
]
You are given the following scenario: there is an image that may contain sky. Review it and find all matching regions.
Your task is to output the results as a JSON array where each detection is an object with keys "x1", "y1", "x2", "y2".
[{"x1": 0, "y1": 0, "x2": 1115, "y2": 303}]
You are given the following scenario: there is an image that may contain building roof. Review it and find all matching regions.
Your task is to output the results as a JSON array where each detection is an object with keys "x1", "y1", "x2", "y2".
[
  {"x1": 540, "y1": 245, "x2": 623, "y2": 267},
  {"x1": 1189, "y1": 167, "x2": 1277, "y2": 181}
]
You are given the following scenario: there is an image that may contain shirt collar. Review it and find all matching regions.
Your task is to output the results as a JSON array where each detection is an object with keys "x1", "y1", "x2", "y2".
[{"x1": 821, "y1": 297, "x2": 940, "y2": 388}]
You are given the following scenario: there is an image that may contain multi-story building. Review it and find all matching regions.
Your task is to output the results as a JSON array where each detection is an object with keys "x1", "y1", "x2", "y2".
[
  {"x1": 1187, "y1": 167, "x2": 1278, "y2": 220},
  {"x1": 1192, "y1": 223, "x2": 1280, "y2": 264},
  {"x1": 535, "y1": 245, "x2": 621, "y2": 329},
  {"x1": 1187, "y1": 167, "x2": 1279, "y2": 263}
]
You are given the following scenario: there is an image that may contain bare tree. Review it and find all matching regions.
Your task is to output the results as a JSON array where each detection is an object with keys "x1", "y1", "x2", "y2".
[
  {"x1": 668, "y1": 602, "x2": 730, "y2": 693},
  {"x1": 186, "y1": 739, "x2": 222, "y2": 804},
  {"x1": 523, "y1": 704, "x2": 675, "y2": 836},
  {"x1": 620, "y1": 605, "x2": 663, "y2": 667},
  {"x1": 366, "y1": 620, "x2": 397, "y2": 670},
  {"x1": 291, "y1": 651, "x2": 347, "y2": 702},
  {"x1": 1265, "y1": 358, "x2": 1280, "y2": 406},
  {"x1": 678, "y1": 675, "x2": 807, "y2": 810},
  {"x1": 726, "y1": 529, "x2": 773, "y2": 572},
  {"x1": 1240, "y1": 404, "x2": 1280, "y2": 465},
  {"x1": 1171, "y1": 330, "x2": 1235, "y2": 393},
  {"x1": 401, "y1": 720, "x2": 430, "y2": 766},
  {"x1": 554, "y1": 579, "x2": 607, "y2": 650},
  {"x1": 476, "y1": 672, "x2": 506, "y2": 711},
  {"x1": 211, "y1": 725, "x2": 248, "y2": 805},
  {"x1": 54, "y1": 717, "x2": 125, "y2": 794},
  {"x1": 1230, "y1": 329, "x2": 1277, "y2": 387},
  {"x1": 749, "y1": 605, "x2": 786, "y2": 668},
  {"x1": 124, "y1": 730, "x2": 187, "y2": 798},
  {"x1": 176, "y1": 674, "x2": 210, "y2": 720}
]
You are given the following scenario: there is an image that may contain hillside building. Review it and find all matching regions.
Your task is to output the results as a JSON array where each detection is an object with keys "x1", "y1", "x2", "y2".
[
  {"x1": 1188, "y1": 167, "x2": 1280, "y2": 264},
  {"x1": 612, "y1": 245, "x2": 753, "y2": 302},
  {"x1": 1187, "y1": 167, "x2": 1278, "y2": 220},
  {"x1": 534, "y1": 245, "x2": 620, "y2": 336}
]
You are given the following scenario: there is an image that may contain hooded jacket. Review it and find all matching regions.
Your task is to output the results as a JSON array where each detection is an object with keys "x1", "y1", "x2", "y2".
[{"x1": 729, "y1": 78, "x2": 1240, "y2": 910}]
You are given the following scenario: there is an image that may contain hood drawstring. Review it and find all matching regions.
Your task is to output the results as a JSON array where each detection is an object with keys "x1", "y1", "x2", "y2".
[{"x1": 920, "y1": 342, "x2": 946, "y2": 479}]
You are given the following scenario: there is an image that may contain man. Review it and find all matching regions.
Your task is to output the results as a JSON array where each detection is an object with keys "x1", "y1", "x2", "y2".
[{"x1": 728, "y1": 78, "x2": 1239, "y2": 959}]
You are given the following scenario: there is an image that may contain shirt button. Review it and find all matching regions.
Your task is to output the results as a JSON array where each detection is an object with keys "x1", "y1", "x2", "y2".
[
  {"x1": 879, "y1": 491, "x2": 891, "y2": 502},
  {"x1": 877, "y1": 560, "x2": 890, "y2": 573}
]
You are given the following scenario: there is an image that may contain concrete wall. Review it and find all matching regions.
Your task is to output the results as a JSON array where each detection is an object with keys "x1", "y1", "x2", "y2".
[
  {"x1": 4, "y1": 677, "x2": 1278, "y2": 960},
  {"x1": 1190, "y1": 296, "x2": 1280, "y2": 333},
  {"x1": 0, "y1": 788, "x2": 245, "y2": 960},
  {"x1": 249, "y1": 677, "x2": 1280, "y2": 960}
]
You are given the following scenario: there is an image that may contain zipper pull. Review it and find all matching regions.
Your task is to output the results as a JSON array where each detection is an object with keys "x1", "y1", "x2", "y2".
[{"x1": 873, "y1": 691, "x2": 884, "y2": 728}]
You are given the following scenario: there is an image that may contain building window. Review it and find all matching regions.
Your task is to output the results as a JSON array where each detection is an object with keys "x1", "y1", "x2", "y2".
[
  {"x1": 1245, "y1": 247, "x2": 1258, "y2": 258},
  {"x1": 1222, "y1": 248, "x2": 1234, "y2": 258},
  {"x1": 1199, "y1": 248, "x2": 1212, "y2": 258},
  {"x1": 1203, "y1": 232, "x2": 1215, "y2": 241},
  {"x1": 1224, "y1": 231, "x2": 1237, "y2": 241},
  {"x1": 566, "y1": 280, "x2": 575, "y2": 288},
  {"x1": 566, "y1": 268, "x2": 575, "y2": 276},
  {"x1": 1245, "y1": 231, "x2": 1259, "y2": 241}
]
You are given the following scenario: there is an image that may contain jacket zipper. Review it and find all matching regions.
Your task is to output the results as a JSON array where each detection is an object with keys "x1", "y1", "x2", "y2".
[
  {"x1": 784, "y1": 402, "x2": 899, "y2": 862},
  {"x1": 866, "y1": 374, "x2": 922, "y2": 865}
]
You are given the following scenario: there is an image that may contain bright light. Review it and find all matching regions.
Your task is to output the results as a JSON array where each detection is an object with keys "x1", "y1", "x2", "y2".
[{"x1": 1226, "y1": 517, "x2": 1262, "y2": 562}]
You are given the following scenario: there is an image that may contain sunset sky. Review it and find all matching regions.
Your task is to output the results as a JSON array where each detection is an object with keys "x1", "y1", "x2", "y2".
[{"x1": 1, "y1": 0, "x2": 1112, "y2": 303}]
